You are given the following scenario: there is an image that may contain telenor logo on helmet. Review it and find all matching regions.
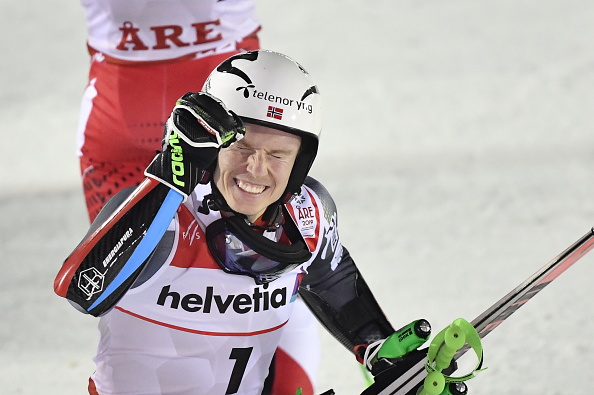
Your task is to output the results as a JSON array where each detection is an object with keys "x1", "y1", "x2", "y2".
[{"x1": 236, "y1": 85, "x2": 314, "y2": 114}]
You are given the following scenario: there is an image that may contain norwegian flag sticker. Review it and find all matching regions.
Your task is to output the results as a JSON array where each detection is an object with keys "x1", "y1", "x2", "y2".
[{"x1": 267, "y1": 106, "x2": 283, "y2": 120}]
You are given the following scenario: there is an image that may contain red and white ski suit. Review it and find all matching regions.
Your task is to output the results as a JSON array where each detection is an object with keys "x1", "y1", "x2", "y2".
[{"x1": 88, "y1": 181, "x2": 340, "y2": 394}]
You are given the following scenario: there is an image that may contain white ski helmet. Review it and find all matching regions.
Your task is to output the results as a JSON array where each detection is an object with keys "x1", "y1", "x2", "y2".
[{"x1": 203, "y1": 50, "x2": 322, "y2": 203}]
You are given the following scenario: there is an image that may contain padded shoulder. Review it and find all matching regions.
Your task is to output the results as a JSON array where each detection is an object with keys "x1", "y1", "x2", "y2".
[{"x1": 303, "y1": 176, "x2": 337, "y2": 217}]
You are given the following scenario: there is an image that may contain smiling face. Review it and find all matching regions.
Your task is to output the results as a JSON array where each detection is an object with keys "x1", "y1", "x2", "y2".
[{"x1": 213, "y1": 123, "x2": 302, "y2": 223}]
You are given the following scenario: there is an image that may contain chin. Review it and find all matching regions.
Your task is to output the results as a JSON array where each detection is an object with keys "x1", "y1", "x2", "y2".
[
  {"x1": 230, "y1": 192, "x2": 277, "y2": 215},
  {"x1": 227, "y1": 200, "x2": 263, "y2": 218}
]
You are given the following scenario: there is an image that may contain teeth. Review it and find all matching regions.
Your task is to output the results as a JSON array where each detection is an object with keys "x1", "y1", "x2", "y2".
[{"x1": 237, "y1": 179, "x2": 265, "y2": 194}]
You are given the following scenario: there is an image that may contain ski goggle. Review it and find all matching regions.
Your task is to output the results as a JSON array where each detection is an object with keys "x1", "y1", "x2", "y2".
[{"x1": 205, "y1": 215, "x2": 312, "y2": 284}]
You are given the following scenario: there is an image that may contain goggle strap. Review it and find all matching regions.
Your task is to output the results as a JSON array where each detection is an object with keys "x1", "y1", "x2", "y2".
[{"x1": 225, "y1": 215, "x2": 311, "y2": 264}]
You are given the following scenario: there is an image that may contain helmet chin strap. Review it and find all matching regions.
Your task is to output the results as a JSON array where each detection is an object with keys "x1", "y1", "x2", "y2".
[
  {"x1": 198, "y1": 180, "x2": 287, "y2": 232},
  {"x1": 259, "y1": 204, "x2": 284, "y2": 230}
]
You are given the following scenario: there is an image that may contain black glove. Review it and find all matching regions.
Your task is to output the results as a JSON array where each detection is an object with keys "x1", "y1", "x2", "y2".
[{"x1": 145, "y1": 92, "x2": 245, "y2": 197}]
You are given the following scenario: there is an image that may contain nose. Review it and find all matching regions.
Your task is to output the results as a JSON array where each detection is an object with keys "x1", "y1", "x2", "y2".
[{"x1": 246, "y1": 150, "x2": 267, "y2": 177}]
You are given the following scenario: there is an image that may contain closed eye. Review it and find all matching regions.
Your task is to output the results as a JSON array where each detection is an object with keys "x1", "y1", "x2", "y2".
[{"x1": 268, "y1": 150, "x2": 297, "y2": 161}]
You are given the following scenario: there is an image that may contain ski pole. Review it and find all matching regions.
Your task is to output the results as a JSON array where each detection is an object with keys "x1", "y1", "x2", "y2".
[
  {"x1": 419, "y1": 318, "x2": 484, "y2": 395},
  {"x1": 378, "y1": 319, "x2": 432, "y2": 361},
  {"x1": 358, "y1": 319, "x2": 432, "y2": 378}
]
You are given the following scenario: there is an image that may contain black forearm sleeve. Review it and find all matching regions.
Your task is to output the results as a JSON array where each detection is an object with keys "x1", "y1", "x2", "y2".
[{"x1": 299, "y1": 247, "x2": 394, "y2": 353}]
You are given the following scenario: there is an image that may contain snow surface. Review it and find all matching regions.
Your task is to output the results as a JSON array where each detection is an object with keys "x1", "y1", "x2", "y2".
[{"x1": 1, "y1": 1, "x2": 594, "y2": 394}]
